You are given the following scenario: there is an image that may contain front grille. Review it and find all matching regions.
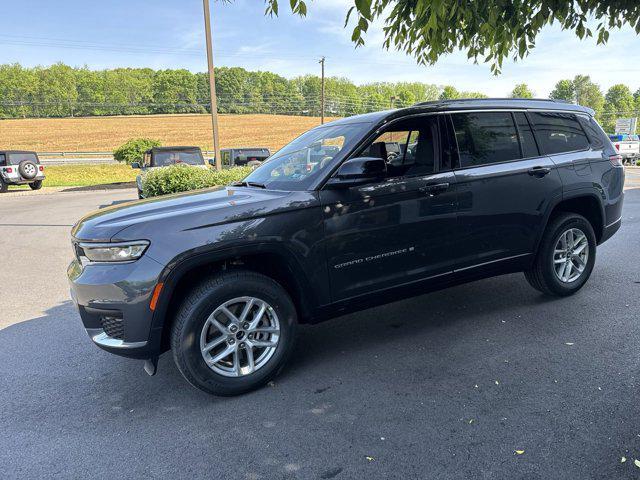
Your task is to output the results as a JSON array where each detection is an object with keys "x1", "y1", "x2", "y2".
[{"x1": 101, "y1": 316, "x2": 124, "y2": 340}]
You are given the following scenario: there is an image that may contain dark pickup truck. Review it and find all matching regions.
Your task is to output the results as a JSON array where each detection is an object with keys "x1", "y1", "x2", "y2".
[
  {"x1": 68, "y1": 99, "x2": 624, "y2": 396},
  {"x1": 132, "y1": 146, "x2": 207, "y2": 199}
]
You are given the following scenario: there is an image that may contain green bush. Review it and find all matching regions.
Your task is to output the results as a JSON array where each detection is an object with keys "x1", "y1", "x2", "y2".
[
  {"x1": 141, "y1": 165, "x2": 253, "y2": 197},
  {"x1": 113, "y1": 138, "x2": 161, "y2": 165}
]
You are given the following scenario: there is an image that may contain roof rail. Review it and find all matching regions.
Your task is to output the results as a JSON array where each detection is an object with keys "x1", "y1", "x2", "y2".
[{"x1": 412, "y1": 97, "x2": 574, "y2": 107}]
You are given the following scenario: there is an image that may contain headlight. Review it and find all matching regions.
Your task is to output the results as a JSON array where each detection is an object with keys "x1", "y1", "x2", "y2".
[{"x1": 76, "y1": 241, "x2": 149, "y2": 263}]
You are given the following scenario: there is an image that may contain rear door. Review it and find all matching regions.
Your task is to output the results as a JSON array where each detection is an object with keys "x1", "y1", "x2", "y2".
[
  {"x1": 529, "y1": 111, "x2": 599, "y2": 192},
  {"x1": 450, "y1": 111, "x2": 563, "y2": 268}
]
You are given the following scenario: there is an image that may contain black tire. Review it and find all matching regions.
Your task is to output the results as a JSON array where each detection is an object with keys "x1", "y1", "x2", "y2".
[
  {"x1": 171, "y1": 269, "x2": 297, "y2": 396},
  {"x1": 525, "y1": 212, "x2": 596, "y2": 296},
  {"x1": 0, "y1": 179, "x2": 7, "y2": 193},
  {"x1": 29, "y1": 180, "x2": 43, "y2": 190}
]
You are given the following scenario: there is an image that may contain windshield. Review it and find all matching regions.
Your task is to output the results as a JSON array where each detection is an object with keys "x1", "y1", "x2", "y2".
[
  {"x1": 242, "y1": 122, "x2": 373, "y2": 190},
  {"x1": 152, "y1": 151, "x2": 203, "y2": 167}
]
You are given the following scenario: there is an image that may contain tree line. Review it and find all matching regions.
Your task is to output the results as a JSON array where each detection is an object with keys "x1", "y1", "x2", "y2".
[{"x1": 0, "y1": 63, "x2": 638, "y2": 133}]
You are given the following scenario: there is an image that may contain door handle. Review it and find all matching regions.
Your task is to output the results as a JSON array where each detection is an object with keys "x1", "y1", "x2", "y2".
[
  {"x1": 528, "y1": 166, "x2": 551, "y2": 177},
  {"x1": 419, "y1": 182, "x2": 450, "y2": 196}
]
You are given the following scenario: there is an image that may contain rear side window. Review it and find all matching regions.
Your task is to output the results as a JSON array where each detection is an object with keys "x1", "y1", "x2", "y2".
[
  {"x1": 514, "y1": 112, "x2": 539, "y2": 158},
  {"x1": 451, "y1": 112, "x2": 521, "y2": 167},
  {"x1": 577, "y1": 116, "x2": 605, "y2": 149},
  {"x1": 529, "y1": 112, "x2": 589, "y2": 155},
  {"x1": 0, "y1": 154, "x2": 5, "y2": 166}
]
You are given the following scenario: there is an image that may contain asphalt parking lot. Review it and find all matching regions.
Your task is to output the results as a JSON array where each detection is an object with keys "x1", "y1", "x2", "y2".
[{"x1": 1, "y1": 180, "x2": 639, "y2": 479}]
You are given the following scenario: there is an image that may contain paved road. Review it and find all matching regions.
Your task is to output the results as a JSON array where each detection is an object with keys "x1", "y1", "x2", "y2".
[{"x1": 1, "y1": 185, "x2": 639, "y2": 479}]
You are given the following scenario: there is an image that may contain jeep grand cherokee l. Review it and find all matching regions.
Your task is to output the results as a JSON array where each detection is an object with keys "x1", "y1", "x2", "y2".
[{"x1": 68, "y1": 99, "x2": 624, "y2": 396}]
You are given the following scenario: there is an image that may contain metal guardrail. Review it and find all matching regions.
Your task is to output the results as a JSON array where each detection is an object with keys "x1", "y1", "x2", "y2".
[{"x1": 38, "y1": 151, "x2": 114, "y2": 157}]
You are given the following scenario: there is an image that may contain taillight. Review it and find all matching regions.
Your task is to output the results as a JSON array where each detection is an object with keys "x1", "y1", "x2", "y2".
[
  {"x1": 609, "y1": 154, "x2": 623, "y2": 167},
  {"x1": 614, "y1": 144, "x2": 619, "y2": 151},
  {"x1": 39, "y1": 166, "x2": 44, "y2": 171},
  {"x1": 6, "y1": 167, "x2": 12, "y2": 173}
]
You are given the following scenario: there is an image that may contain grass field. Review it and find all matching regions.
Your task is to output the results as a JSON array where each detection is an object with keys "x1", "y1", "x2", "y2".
[
  {"x1": 6, "y1": 164, "x2": 138, "y2": 190},
  {"x1": 0, "y1": 113, "x2": 339, "y2": 153}
]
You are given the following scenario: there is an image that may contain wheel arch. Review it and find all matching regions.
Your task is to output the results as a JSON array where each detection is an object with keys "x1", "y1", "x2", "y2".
[
  {"x1": 151, "y1": 243, "x2": 317, "y2": 352},
  {"x1": 537, "y1": 191, "x2": 605, "y2": 252}
]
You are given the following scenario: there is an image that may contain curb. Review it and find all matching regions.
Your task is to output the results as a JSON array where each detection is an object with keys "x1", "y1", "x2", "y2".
[{"x1": 3, "y1": 187, "x2": 136, "y2": 197}]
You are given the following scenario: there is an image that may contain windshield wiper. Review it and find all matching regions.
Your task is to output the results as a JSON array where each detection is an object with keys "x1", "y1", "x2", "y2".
[{"x1": 232, "y1": 181, "x2": 267, "y2": 189}]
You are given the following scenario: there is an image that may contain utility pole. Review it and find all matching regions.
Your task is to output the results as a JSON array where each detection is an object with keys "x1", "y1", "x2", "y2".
[
  {"x1": 203, "y1": 0, "x2": 221, "y2": 170},
  {"x1": 319, "y1": 56, "x2": 325, "y2": 124}
]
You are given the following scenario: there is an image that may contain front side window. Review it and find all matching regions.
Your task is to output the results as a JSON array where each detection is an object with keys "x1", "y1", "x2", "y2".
[
  {"x1": 529, "y1": 112, "x2": 590, "y2": 155},
  {"x1": 451, "y1": 112, "x2": 521, "y2": 167},
  {"x1": 242, "y1": 122, "x2": 372, "y2": 191},
  {"x1": 0, "y1": 154, "x2": 5, "y2": 166},
  {"x1": 358, "y1": 116, "x2": 438, "y2": 178}
]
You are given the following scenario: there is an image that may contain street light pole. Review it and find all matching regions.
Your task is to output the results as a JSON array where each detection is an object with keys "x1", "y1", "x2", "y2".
[
  {"x1": 319, "y1": 56, "x2": 325, "y2": 124},
  {"x1": 203, "y1": 0, "x2": 221, "y2": 170}
]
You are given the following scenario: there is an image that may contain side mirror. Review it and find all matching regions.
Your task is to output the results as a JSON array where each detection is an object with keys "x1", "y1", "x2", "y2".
[
  {"x1": 131, "y1": 162, "x2": 141, "y2": 169},
  {"x1": 325, "y1": 157, "x2": 387, "y2": 188}
]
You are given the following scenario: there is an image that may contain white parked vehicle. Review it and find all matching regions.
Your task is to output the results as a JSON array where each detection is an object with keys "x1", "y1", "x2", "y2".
[
  {"x1": 609, "y1": 134, "x2": 640, "y2": 164},
  {"x1": 0, "y1": 151, "x2": 45, "y2": 192}
]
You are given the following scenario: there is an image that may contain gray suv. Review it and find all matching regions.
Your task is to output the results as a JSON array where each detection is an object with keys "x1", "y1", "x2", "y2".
[{"x1": 68, "y1": 99, "x2": 624, "y2": 396}]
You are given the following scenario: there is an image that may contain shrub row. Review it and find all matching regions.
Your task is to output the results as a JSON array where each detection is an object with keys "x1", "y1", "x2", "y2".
[{"x1": 141, "y1": 164, "x2": 253, "y2": 197}]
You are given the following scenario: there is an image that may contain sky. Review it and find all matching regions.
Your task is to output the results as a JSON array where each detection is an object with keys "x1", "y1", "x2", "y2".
[{"x1": 1, "y1": 0, "x2": 639, "y2": 97}]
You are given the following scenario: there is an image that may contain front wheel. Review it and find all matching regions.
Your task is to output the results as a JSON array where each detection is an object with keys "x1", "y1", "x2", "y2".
[
  {"x1": 171, "y1": 270, "x2": 297, "y2": 396},
  {"x1": 525, "y1": 212, "x2": 596, "y2": 296},
  {"x1": 29, "y1": 180, "x2": 43, "y2": 190},
  {"x1": 0, "y1": 179, "x2": 7, "y2": 193}
]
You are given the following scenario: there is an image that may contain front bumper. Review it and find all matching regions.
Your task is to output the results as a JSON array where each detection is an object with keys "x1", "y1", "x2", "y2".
[{"x1": 68, "y1": 254, "x2": 165, "y2": 359}]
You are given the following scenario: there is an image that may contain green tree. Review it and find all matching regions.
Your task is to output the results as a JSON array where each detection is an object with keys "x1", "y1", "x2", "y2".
[
  {"x1": 549, "y1": 75, "x2": 603, "y2": 117},
  {"x1": 439, "y1": 86, "x2": 460, "y2": 100},
  {"x1": 549, "y1": 79, "x2": 574, "y2": 102},
  {"x1": 152, "y1": 69, "x2": 201, "y2": 114},
  {"x1": 510, "y1": 83, "x2": 534, "y2": 99},
  {"x1": 0, "y1": 63, "x2": 38, "y2": 118},
  {"x1": 573, "y1": 75, "x2": 604, "y2": 117},
  {"x1": 265, "y1": 0, "x2": 640, "y2": 73},
  {"x1": 601, "y1": 84, "x2": 636, "y2": 133},
  {"x1": 34, "y1": 63, "x2": 78, "y2": 117}
]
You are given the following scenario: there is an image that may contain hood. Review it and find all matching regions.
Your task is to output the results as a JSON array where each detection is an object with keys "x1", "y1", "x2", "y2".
[{"x1": 71, "y1": 186, "x2": 306, "y2": 242}]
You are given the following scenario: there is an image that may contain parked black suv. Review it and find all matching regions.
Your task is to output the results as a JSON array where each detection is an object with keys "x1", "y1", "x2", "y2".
[{"x1": 68, "y1": 99, "x2": 624, "y2": 396}]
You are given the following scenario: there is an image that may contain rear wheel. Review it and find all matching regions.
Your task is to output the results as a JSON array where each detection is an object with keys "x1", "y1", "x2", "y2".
[
  {"x1": 29, "y1": 180, "x2": 43, "y2": 190},
  {"x1": 525, "y1": 212, "x2": 596, "y2": 296},
  {"x1": 171, "y1": 270, "x2": 297, "y2": 396}
]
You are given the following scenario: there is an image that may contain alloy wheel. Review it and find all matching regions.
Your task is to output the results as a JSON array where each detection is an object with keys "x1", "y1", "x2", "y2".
[
  {"x1": 199, "y1": 296, "x2": 280, "y2": 377},
  {"x1": 553, "y1": 228, "x2": 589, "y2": 283}
]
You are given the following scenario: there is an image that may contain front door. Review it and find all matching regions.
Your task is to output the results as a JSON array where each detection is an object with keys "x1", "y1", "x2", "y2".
[{"x1": 320, "y1": 115, "x2": 458, "y2": 301}]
